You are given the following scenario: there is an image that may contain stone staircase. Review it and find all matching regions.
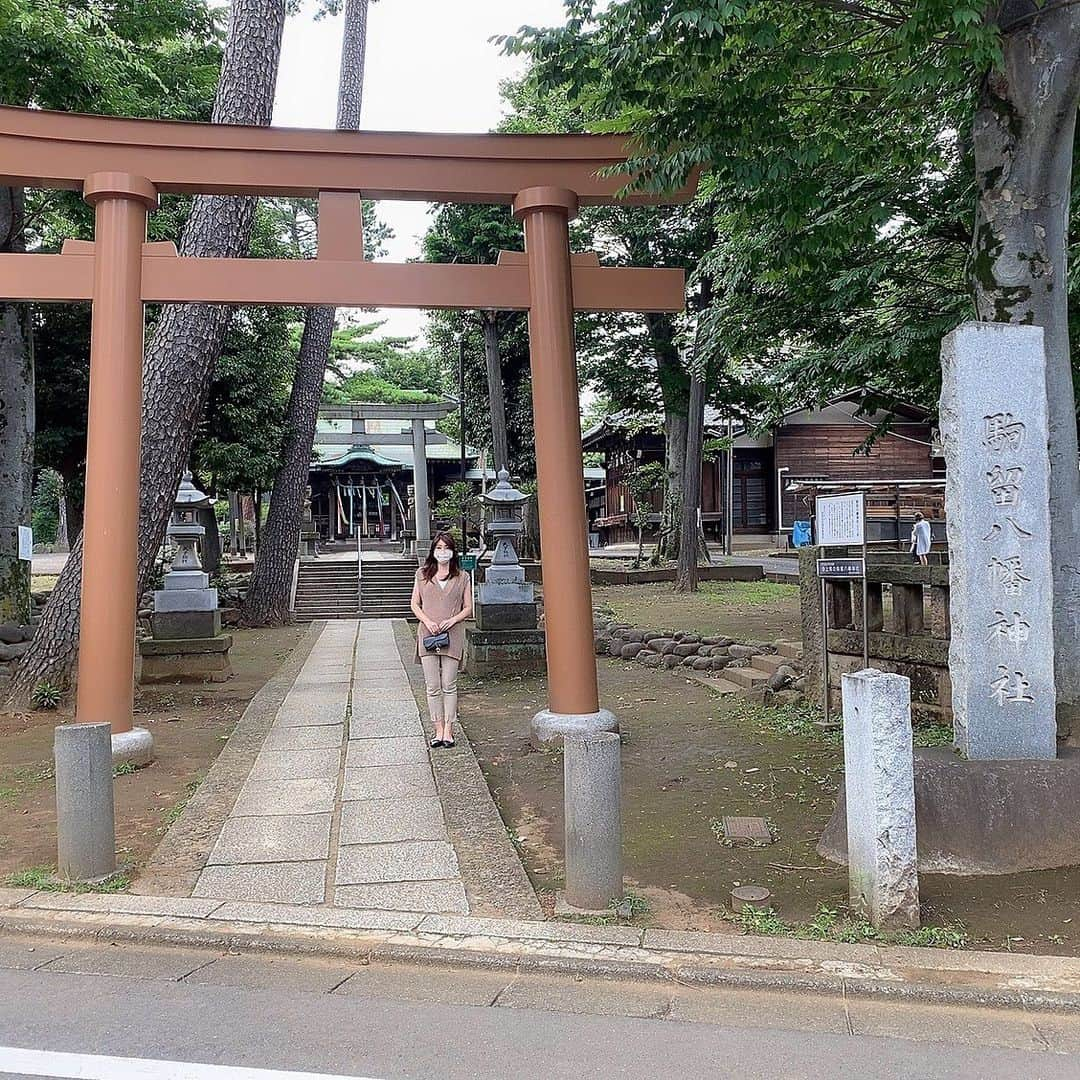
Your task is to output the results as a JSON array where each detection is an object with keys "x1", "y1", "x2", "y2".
[
  {"x1": 710, "y1": 641, "x2": 803, "y2": 695},
  {"x1": 359, "y1": 559, "x2": 417, "y2": 620},
  {"x1": 292, "y1": 560, "x2": 360, "y2": 621}
]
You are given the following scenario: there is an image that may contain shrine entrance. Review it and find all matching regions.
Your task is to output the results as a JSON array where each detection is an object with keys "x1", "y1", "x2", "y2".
[{"x1": 0, "y1": 105, "x2": 693, "y2": 743}]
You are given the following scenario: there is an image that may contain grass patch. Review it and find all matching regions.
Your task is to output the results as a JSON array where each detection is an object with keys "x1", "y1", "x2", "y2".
[
  {"x1": 913, "y1": 721, "x2": 954, "y2": 748},
  {"x1": 732, "y1": 903, "x2": 969, "y2": 950},
  {"x1": 161, "y1": 774, "x2": 203, "y2": 829},
  {"x1": 729, "y1": 698, "x2": 841, "y2": 747},
  {"x1": 113, "y1": 761, "x2": 138, "y2": 777},
  {"x1": 4, "y1": 865, "x2": 132, "y2": 894},
  {"x1": 698, "y1": 580, "x2": 798, "y2": 607},
  {"x1": 31, "y1": 574, "x2": 58, "y2": 593}
]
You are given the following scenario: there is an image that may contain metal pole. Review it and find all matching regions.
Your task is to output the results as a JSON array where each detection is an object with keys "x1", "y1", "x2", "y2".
[
  {"x1": 862, "y1": 526, "x2": 870, "y2": 670},
  {"x1": 459, "y1": 334, "x2": 467, "y2": 550},
  {"x1": 820, "y1": 571, "x2": 831, "y2": 725},
  {"x1": 724, "y1": 414, "x2": 735, "y2": 556}
]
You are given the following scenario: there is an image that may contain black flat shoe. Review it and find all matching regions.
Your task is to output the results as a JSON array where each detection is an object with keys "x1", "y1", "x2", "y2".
[
  {"x1": 430, "y1": 738, "x2": 444, "y2": 749},
  {"x1": 443, "y1": 738, "x2": 456, "y2": 749}
]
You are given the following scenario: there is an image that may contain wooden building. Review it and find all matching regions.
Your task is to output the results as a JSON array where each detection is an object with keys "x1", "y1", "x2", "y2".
[{"x1": 582, "y1": 392, "x2": 941, "y2": 547}]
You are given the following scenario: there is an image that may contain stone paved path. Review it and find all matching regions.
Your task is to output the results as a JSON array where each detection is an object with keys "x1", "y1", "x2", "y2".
[{"x1": 193, "y1": 619, "x2": 469, "y2": 914}]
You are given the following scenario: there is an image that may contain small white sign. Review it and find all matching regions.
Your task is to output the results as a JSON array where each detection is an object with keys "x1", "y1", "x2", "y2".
[
  {"x1": 816, "y1": 493, "x2": 865, "y2": 546},
  {"x1": 17, "y1": 525, "x2": 32, "y2": 561}
]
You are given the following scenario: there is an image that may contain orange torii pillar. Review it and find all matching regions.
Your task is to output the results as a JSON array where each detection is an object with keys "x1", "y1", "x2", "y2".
[
  {"x1": 515, "y1": 187, "x2": 615, "y2": 745},
  {"x1": 77, "y1": 173, "x2": 158, "y2": 764}
]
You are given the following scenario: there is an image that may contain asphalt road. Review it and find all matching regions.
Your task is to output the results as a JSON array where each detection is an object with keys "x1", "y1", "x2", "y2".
[{"x1": 0, "y1": 936, "x2": 1077, "y2": 1079}]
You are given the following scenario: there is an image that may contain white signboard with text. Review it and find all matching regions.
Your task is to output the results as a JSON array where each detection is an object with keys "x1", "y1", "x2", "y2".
[
  {"x1": 816, "y1": 492, "x2": 865, "y2": 546},
  {"x1": 17, "y1": 526, "x2": 32, "y2": 561}
]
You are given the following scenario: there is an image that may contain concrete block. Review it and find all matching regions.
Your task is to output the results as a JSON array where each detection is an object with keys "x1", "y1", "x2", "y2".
[
  {"x1": 842, "y1": 669, "x2": 919, "y2": 930},
  {"x1": 151, "y1": 609, "x2": 222, "y2": 640},
  {"x1": 563, "y1": 730, "x2": 622, "y2": 911},
  {"x1": 153, "y1": 587, "x2": 219, "y2": 612},
  {"x1": 336, "y1": 840, "x2": 459, "y2": 884},
  {"x1": 475, "y1": 602, "x2": 538, "y2": 630},
  {"x1": 339, "y1": 796, "x2": 445, "y2": 844},
  {"x1": 207, "y1": 814, "x2": 331, "y2": 864},
  {"x1": 164, "y1": 571, "x2": 210, "y2": 591},
  {"x1": 531, "y1": 706, "x2": 618, "y2": 748},
  {"x1": 193, "y1": 860, "x2": 326, "y2": 904},
  {"x1": 54, "y1": 722, "x2": 115, "y2": 881}
]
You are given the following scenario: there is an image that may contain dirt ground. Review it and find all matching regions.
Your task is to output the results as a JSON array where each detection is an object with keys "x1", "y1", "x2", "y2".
[
  {"x1": 591, "y1": 580, "x2": 802, "y2": 642},
  {"x1": 0, "y1": 625, "x2": 304, "y2": 880},
  {"x1": 462, "y1": 658, "x2": 1080, "y2": 954}
]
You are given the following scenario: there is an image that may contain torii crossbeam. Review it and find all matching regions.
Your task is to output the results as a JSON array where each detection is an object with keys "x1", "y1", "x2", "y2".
[{"x1": 0, "y1": 105, "x2": 695, "y2": 750}]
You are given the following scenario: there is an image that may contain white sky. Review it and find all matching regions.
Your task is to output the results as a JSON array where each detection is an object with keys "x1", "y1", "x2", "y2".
[{"x1": 273, "y1": 0, "x2": 569, "y2": 345}]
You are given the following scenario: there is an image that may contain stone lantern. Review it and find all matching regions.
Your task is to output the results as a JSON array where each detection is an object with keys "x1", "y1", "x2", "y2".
[
  {"x1": 139, "y1": 472, "x2": 233, "y2": 684},
  {"x1": 479, "y1": 469, "x2": 532, "y2": 589},
  {"x1": 467, "y1": 470, "x2": 546, "y2": 673}
]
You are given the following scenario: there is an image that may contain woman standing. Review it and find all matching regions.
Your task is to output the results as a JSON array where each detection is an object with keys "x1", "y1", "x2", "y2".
[{"x1": 411, "y1": 532, "x2": 473, "y2": 749}]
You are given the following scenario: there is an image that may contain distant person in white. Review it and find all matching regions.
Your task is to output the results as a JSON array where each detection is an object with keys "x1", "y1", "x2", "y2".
[{"x1": 910, "y1": 511, "x2": 932, "y2": 566}]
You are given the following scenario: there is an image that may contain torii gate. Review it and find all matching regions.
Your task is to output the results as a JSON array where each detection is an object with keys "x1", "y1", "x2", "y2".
[{"x1": 0, "y1": 105, "x2": 694, "y2": 748}]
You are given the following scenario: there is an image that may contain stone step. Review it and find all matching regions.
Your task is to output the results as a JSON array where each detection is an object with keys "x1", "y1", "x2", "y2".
[
  {"x1": 723, "y1": 665, "x2": 770, "y2": 690},
  {"x1": 751, "y1": 653, "x2": 790, "y2": 675},
  {"x1": 687, "y1": 672, "x2": 741, "y2": 695},
  {"x1": 776, "y1": 641, "x2": 802, "y2": 660}
]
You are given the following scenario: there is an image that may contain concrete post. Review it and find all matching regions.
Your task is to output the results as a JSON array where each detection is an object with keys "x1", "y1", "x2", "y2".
[
  {"x1": 54, "y1": 722, "x2": 116, "y2": 881},
  {"x1": 514, "y1": 186, "x2": 615, "y2": 744},
  {"x1": 563, "y1": 731, "x2": 622, "y2": 911},
  {"x1": 411, "y1": 418, "x2": 431, "y2": 546},
  {"x1": 75, "y1": 173, "x2": 157, "y2": 764},
  {"x1": 842, "y1": 669, "x2": 919, "y2": 930}
]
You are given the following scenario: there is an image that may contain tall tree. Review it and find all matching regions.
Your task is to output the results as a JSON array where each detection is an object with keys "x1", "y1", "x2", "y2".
[
  {"x1": 510, "y1": 0, "x2": 1080, "y2": 718},
  {"x1": 242, "y1": 0, "x2": 374, "y2": 626},
  {"x1": 10, "y1": 0, "x2": 285, "y2": 702},
  {"x1": 0, "y1": 0, "x2": 220, "y2": 624}
]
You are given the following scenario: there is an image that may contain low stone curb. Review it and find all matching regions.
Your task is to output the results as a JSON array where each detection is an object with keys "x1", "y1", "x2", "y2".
[{"x1": 2, "y1": 887, "x2": 1080, "y2": 1014}]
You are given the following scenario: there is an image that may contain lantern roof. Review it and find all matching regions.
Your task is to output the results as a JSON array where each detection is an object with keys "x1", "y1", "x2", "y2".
[
  {"x1": 175, "y1": 471, "x2": 213, "y2": 508},
  {"x1": 479, "y1": 469, "x2": 530, "y2": 507}
]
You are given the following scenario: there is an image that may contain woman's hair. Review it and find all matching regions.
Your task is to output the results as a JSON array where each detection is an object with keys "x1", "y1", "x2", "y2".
[{"x1": 421, "y1": 531, "x2": 461, "y2": 582}]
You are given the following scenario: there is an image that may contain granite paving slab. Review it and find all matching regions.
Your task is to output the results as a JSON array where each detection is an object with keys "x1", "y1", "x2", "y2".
[
  {"x1": 229, "y1": 777, "x2": 337, "y2": 817},
  {"x1": 345, "y1": 737, "x2": 429, "y2": 768},
  {"x1": 334, "y1": 880, "x2": 469, "y2": 914},
  {"x1": 336, "y1": 840, "x2": 459, "y2": 884},
  {"x1": 348, "y1": 715, "x2": 424, "y2": 739},
  {"x1": 339, "y1": 797, "x2": 446, "y2": 844},
  {"x1": 207, "y1": 814, "x2": 332, "y2": 865},
  {"x1": 247, "y1": 747, "x2": 341, "y2": 781},
  {"x1": 261, "y1": 725, "x2": 345, "y2": 751},
  {"x1": 193, "y1": 861, "x2": 326, "y2": 904},
  {"x1": 341, "y1": 763, "x2": 436, "y2": 801}
]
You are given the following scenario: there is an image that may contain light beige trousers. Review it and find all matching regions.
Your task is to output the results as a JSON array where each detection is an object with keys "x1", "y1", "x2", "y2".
[{"x1": 420, "y1": 654, "x2": 459, "y2": 726}]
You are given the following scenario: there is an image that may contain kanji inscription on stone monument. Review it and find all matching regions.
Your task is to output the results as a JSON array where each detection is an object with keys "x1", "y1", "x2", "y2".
[{"x1": 940, "y1": 323, "x2": 1057, "y2": 760}]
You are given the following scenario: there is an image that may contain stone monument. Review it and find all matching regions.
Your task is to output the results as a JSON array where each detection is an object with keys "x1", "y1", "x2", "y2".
[
  {"x1": 940, "y1": 323, "x2": 1057, "y2": 759},
  {"x1": 465, "y1": 470, "x2": 546, "y2": 676},
  {"x1": 841, "y1": 669, "x2": 919, "y2": 930},
  {"x1": 139, "y1": 473, "x2": 233, "y2": 683}
]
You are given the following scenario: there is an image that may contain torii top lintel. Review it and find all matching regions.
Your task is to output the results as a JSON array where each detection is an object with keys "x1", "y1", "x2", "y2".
[
  {"x1": 0, "y1": 105, "x2": 694, "y2": 205},
  {"x1": 0, "y1": 106, "x2": 695, "y2": 313}
]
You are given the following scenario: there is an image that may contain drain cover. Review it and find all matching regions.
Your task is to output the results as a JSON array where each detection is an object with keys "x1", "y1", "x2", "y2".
[{"x1": 722, "y1": 816, "x2": 772, "y2": 844}]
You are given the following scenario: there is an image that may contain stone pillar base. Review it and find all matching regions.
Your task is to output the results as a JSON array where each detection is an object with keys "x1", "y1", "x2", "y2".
[
  {"x1": 531, "y1": 707, "x2": 618, "y2": 749},
  {"x1": 111, "y1": 726, "x2": 154, "y2": 767}
]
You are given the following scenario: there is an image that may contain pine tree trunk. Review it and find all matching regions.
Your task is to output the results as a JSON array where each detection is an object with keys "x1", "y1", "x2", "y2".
[
  {"x1": 56, "y1": 485, "x2": 69, "y2": 552},
  {"x1": 7, "y1": 0, "x2": 286, "y2": 703},
  {"x1": 0, "y1": 185, "x2": 34, "y2": 626},
  {"x1": 482, "y1": 313, "x2": 510, "y2": 472},
  {"x1": 970, "y1": 3, "x2": 1080, "y2": 726},
  {"x1": 675, "y1": 372, "x2": 705, "y2": 593},
  {"x1": 242, "y1": 0, "x2": 370, "y2": 626}
]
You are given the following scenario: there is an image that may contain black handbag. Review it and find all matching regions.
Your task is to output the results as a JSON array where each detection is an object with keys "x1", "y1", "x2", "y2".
[{"x1": 423, "y1": 630, "x2": 451, "y2": 651}]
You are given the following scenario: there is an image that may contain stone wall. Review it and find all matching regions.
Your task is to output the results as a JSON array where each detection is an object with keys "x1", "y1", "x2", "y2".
[{"x1": 799, "y1": 547, "x2": 951, "y2": 721}]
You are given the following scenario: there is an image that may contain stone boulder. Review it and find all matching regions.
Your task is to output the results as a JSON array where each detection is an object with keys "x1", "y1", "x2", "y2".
[
  {"x1": 767, "y1": 670, "x2": 792, "y2": 692},
  {"x1": 661, "y1": 655, "x2": 681, "y2": 669},
  {"x1": 673, "y1": 643, "x2": 700, "y2": 658},
  {"x1": 639, "y1": 652, "x2": 664, "y2": 668},
  {"x1": 623, "y1": 630, "x2": 645, "y2": 644},
  {"x1": 692, "y1": 656, "x2": 713, "y2": 670},
  {"x1": 594, "y1": 634, "x2": 613, "y2": 656},
  {"x1": 729, "y1": 644, "x2": 762, "y2": 659},
  {"x1": 0, "y1": 624, "x2": 28, "y2": 645},
  {"x1": 620, "y1": 642, "x2": 645, "y2": 660},
  {"x1": 608, "y1": 639, "x2": 625, "y2": 658},
  {"x1": 648, "y1": 638, "x2": 674, "y2": 654}
]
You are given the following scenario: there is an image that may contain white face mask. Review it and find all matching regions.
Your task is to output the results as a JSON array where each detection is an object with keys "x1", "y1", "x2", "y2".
[{"x1": 434, "y1": 550, "x2": 453, "y2": 563}]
